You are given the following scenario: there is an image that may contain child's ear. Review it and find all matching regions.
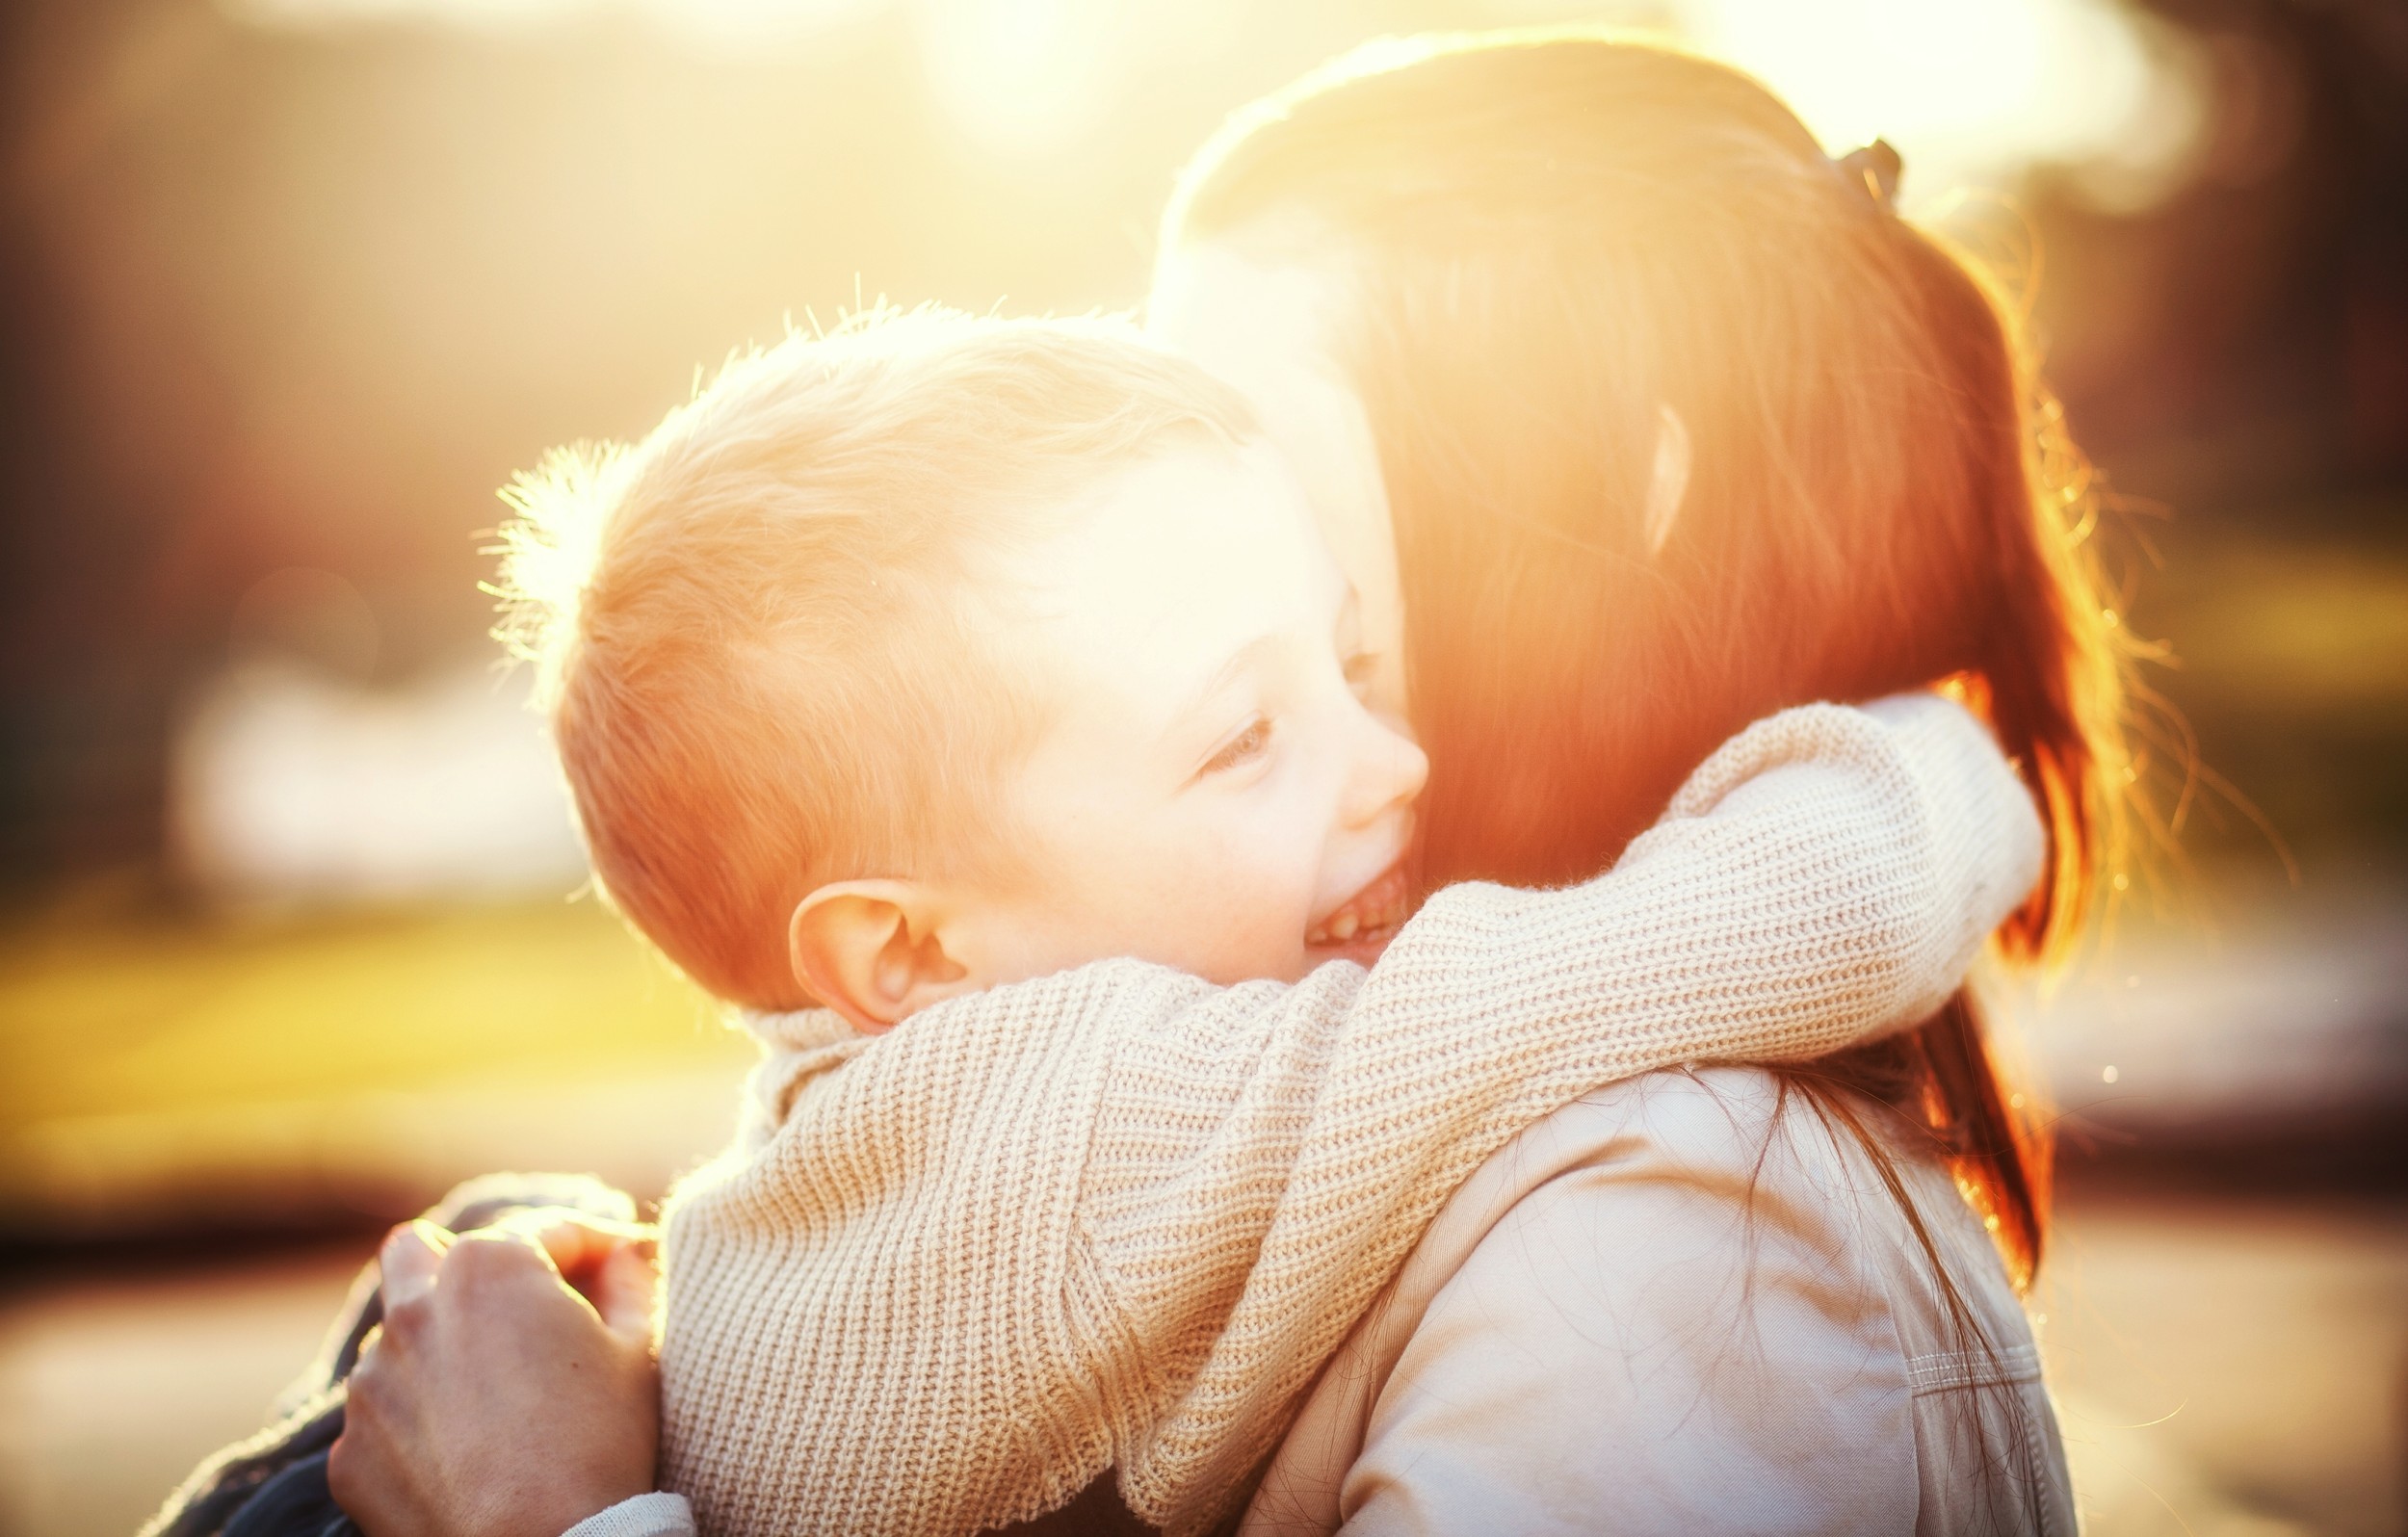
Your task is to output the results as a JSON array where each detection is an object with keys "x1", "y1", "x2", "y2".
[
  {"x1": 787, "y1": 880, "x2": 974, "y2": 1035},
  {"x1": 1643, "y1": 404, "x2": 1691, "y2": 556}
]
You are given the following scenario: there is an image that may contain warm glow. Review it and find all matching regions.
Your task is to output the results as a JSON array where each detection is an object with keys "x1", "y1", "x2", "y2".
[
  {"x1": 5, "y1": 3, "x2": 2395, "y2": 1528},
  {"x1": 911, "y1": 0, "x2": 1118, "y2": 154},
  {"x1": 221, "y1": 0, "x2": 2207, "y2": 189},
  {"x1": 1682, "y1": 0, "x2": 2204, "y2": 204}
]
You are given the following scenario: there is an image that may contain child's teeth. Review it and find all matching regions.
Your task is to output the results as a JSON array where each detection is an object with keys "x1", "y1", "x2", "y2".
[{"x1": 1329, "y1": 911, "x2": 1359, "y2": 941}]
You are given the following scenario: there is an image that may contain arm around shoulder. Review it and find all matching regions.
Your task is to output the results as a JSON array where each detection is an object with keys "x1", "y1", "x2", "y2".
[
  {"x1": 1636, "y1": 692, "x2": 2047, "y2": 1053},
  {"x1": 1079, "y1": 698, "x2": 2038, "y2": 1528}
]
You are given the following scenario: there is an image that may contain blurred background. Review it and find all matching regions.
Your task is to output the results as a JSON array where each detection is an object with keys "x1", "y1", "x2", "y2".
[{"x1": 0, "y1": 0, "x2": 2400, "y2": 1531}]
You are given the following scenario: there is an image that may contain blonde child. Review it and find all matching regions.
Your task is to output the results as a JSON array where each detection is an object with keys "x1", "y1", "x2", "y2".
[{"x1": 473, "y1": 308, "x2": 2044, "y2": 1537}]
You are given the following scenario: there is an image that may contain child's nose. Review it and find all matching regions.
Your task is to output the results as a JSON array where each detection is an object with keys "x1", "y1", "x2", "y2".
[{"x1": 1343, "y1": 710, "x2": 1428, "y2": 827}]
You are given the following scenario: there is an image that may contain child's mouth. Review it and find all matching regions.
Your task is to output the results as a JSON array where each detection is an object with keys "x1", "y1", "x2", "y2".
[{"x1": 1304, "y1": 861, "x2": 1412, "y2": 954}]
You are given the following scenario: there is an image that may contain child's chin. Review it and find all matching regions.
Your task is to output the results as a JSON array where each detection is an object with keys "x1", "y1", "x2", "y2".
[{"x1": 1305, "y1": 929, "x2": 1395, "y2": 969}]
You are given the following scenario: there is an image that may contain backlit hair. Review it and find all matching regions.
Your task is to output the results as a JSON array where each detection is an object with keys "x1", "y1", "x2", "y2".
[
  {"x1": 1165, "y1": 32, "x2": 2140, "y2": 1291},
  {"x1": 496, "y1": 308, "x2": 1254, "y2": 1008}
]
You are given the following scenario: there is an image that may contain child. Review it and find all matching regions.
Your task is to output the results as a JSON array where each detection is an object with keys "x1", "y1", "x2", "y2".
[{"x1": 495, "y1": 307, "x2": 2044, "y2": 1537}]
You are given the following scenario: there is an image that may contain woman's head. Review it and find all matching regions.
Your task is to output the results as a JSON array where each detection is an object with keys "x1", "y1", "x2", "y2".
[{"x1": 1153, "y1": 32, "x2": 2126, "y2": 967}]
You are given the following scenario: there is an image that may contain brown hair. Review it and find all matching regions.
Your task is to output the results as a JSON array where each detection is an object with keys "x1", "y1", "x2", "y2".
[
  {"x1": 495, "y1": 308, "x2": 1254, "y2": 1008},
  {"x1": 1165, "y1": 32, "x2": 2132, "y2": 1290}
]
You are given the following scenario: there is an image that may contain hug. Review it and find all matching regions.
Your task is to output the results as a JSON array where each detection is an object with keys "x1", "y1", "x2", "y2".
[{"x1": 161, "y1": 29, "x2": 2126, "y2": 1537}]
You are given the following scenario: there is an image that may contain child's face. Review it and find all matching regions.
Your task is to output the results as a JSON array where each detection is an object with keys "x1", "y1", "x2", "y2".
[{"x1": 965, "y1": 439, "x2": 1427, "y2": 987}]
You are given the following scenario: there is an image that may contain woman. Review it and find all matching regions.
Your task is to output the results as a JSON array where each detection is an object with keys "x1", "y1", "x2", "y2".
[
  {"x1": 319, "y1": 31, "x2": 2124, "y2": 1536},
  {"x1": 1144, "y1": 33, "x2": 2121, "y2": 1532}
]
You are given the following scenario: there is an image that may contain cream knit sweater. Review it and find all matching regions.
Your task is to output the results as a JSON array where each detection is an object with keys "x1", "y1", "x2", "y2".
[{"x1": 657, "y1": 697, "x2": 2045, "y2": 1537}]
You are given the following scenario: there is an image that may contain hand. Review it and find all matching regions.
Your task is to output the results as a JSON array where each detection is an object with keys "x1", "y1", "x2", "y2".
[
  {"x1": 489, "y1": 1207, "x2": 662, "y2": 1335},
  {"x1": 327, "y1": 1215, "x2": 662, "y2": 1537}
]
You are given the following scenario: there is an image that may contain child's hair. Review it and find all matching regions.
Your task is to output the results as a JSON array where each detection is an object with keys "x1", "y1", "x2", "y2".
[
  {"x1": 495, "y1": 309, "x2": 1254, "y2": 1009},
  {"x1": 1164, "y1": 33, "x2": 2138, "y2": 1292}
]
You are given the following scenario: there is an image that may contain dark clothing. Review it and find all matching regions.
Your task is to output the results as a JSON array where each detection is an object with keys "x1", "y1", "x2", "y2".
[{"x1": 140, "y1": 1174, "x2": 638, "y2": 1537}]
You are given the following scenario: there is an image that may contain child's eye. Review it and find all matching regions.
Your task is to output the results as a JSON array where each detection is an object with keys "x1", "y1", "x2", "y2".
[{"x1": 1202, "y1": 716, "x2": 1275, "y2": 777}]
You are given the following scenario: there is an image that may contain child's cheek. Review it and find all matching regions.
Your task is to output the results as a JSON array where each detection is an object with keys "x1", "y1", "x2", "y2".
[{"x1": 1191, "y1": 833, "x2": 1319, "y2": 981}]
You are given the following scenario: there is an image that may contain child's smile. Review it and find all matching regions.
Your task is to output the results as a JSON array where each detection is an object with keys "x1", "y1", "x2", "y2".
[{"x1": 1304, "y1": 857, "x2": 1412, "y2": 965}]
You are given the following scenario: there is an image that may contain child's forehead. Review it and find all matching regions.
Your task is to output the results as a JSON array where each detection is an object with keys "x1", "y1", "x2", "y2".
[
  {"x1": 997, "y1": 440, "x2": 1340, "y2": 684},
  {"x1": 1053, "y1": 441, "x2": 1328, "y2": 593}
]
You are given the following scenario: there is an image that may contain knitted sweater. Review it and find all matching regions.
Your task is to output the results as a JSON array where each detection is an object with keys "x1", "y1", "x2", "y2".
[{"x1": 656, "y1": 697, "x2": 2045, "y2": 1537}]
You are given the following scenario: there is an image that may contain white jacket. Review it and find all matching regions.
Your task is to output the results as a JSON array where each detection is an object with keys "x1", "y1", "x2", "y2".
[{"x1": 1243, "y1": 1066, "x2": 2075, "y2": 1536}]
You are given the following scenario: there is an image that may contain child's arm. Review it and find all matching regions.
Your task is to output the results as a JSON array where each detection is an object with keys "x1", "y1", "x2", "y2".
[
  {"x1": 657, "y1": 694, "x2": 2038, "y2": 1537},
  {"x1": 1350, "y1": 690, "x2": 2035, "y2": 1076},
  {"x1": 1068, "y1": 692, "x2": 2042, "y2": 1527}
]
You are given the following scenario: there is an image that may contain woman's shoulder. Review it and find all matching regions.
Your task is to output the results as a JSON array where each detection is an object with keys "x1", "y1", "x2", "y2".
[
  {"x1": 1390, "y1": 1063, "x2": 2034, "y2": 1375},
  {"x1": 1551, "y1": 1060, "x2": 1811, "y2": 1159},
  {"x1": 1247, "y1": 1064, "x2": 2052, "y2": 1534},
  {"x1": 1485, "y1": 1062, "x2": 1903, "y2": 1210}
]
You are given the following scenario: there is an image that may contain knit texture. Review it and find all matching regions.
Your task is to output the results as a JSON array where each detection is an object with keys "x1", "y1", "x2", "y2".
[{"x1": 657, "y1": 697, "x2": 2044, "y2": 1537}]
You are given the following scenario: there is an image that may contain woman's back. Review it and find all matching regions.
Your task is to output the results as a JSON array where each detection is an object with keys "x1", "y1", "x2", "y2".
[{"x1": 1244, "y1": 1064, "x2": 2074, "y2": 1535}]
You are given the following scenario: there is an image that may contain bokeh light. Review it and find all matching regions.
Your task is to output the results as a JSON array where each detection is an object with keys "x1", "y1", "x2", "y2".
[
  {"x1": 0, "y1": 0, "x2": 2400, "y2": 1532},
  {"x1": 1686, "y1": 0, "x2": 2204, "y2": 201}
]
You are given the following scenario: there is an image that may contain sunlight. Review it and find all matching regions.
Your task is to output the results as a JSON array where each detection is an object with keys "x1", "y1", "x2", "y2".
[
  {"x1": 1682, "y1": 0, "x2": 2206, "y2": 204},
  {"x1": 219, "y1": 0, "x2": 2209, "y2": 199},
  {"x1": 223, "y1": 0, "x2": 589, "y2": 31},
  {"x1": 909, "y1": 0, "x2": 1127, "y2": 156},
  {"x1": 225, "y1": 0, "x2": 881, "y2": 43}
]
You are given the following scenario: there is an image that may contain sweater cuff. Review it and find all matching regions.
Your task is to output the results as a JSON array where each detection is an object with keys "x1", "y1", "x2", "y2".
[{"x1": 561, "y1": 1492, "x2": 694, "y2": 1537}]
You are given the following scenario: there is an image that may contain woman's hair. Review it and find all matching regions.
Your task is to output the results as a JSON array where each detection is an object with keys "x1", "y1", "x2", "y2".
[{"x1": 1164, "y1": 31, "x2": 2133, "y2": 1291}]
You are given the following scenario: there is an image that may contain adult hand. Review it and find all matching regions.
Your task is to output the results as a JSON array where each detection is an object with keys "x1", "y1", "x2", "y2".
[{"x1": 327, "y1": 1214, "x2": 663, "y2": 1537}]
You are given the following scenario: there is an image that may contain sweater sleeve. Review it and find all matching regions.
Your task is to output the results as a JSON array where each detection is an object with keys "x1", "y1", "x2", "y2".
[{"x1": 1090, "y1": 692, "x2": 2043, "y2": 1530}]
